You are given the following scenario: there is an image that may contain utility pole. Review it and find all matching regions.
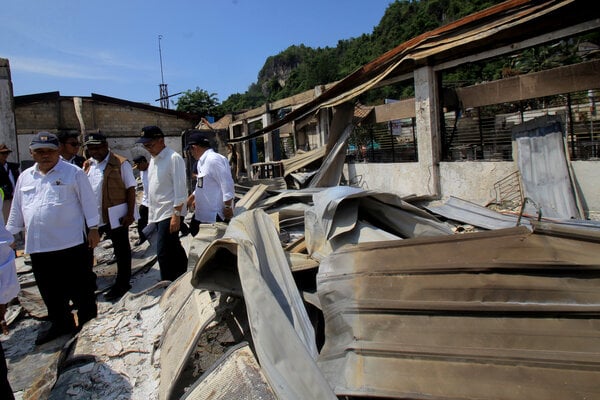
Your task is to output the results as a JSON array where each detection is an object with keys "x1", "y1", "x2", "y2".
[{"x1": 158, "y1": 35, "x2": 169, "y2": 109}]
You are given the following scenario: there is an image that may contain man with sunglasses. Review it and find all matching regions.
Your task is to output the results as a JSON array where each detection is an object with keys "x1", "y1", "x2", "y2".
[
  {"x1": 136, "y1": 126, "x2": 188, "y2": 282},
  {"x1": 57, "y1": 131, "x2": 85, "y2": 168}
]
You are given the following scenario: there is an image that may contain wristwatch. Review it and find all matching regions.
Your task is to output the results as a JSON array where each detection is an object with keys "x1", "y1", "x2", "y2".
[{"x1": 173, "y1": 209, "x2": 181, "y2": 217}]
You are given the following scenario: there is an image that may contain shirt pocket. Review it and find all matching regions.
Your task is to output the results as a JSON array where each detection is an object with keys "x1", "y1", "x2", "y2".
[
  {"x1": 45, "y1": 185, "x2": 69, "y2": 205},
  {"x1": 20, "y1": 185, "x2": 37, "y2": 204}
]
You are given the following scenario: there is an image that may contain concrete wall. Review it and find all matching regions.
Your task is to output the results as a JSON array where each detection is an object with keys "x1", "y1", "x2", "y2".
[
  {"x1": 344, "y1": 162, "x2": 434, "y2": 198},
  {"x1": 16, "y1": 133, "x2": 184, "y2": 167},
  {"x1": 0, "y1": 58, "x2": 19, "y2": 165},
  {"x1": 16, "y1": 98, "x2": 195, "y2": 135},
  {"x1": 15, "y1": 96, "x2": 196, "y2": 164},
  {"x1": 344, "y1": 160, "x2": 600, "y2": 220},
  {"x1": 344, "y1": 161, "x2": 515, "y2": 205},
  {"x1": 572, "y1": 160, "x2": 600, "y2": 220}
]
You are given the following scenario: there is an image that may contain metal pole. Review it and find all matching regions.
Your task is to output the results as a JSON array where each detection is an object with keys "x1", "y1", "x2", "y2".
[
  {"x1": 158, "y1": 35, "x2": 165, "y2": 86},
  {"x1": 158, "y1": 35, "x2": 169, "y2": 109}
]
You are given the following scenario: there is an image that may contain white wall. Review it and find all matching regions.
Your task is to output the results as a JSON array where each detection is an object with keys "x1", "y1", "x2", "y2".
[
  {"x1": 344, "y1": 160, "x2": 600, "y2": 220},
  {"x1": 572, "y1": 160, "x2": 600, "y2": 220},
  {"x1": 344, "y1": 162, "x2": 432, "y2": 198}
]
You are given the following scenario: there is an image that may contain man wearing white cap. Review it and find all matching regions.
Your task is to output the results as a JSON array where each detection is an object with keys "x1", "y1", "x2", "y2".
[{"x1": 6, "y1": 132, "x2": 100, "y2": 345}]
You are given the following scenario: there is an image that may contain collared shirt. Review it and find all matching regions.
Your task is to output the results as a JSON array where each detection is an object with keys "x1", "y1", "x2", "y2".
[
  {"x1": 6, "y1": 159, "x2": 100, "y2": 254},
  {"x1": 140, "y1": 169, "x2": 149, "y2": 206},
  {"x1": 86, "y1": 152, "x2": 137, "y2": 226},
  {"x1": 147, "y1": 146, "x2": 187, "y2": 223},
  {"x1": 193, "y1": 148, "x2": 235, "y2": 223}
]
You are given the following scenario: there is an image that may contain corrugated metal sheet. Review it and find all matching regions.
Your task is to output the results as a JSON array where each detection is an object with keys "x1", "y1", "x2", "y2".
[
  {"x1": 316, "y1": 225, "x2": 600, "y2": 399},
  {"x1": 513, "y1": 116, "x2": 582, "y2": 219},
  {"x1": 191, "y1": 209, "x2": 337, "y2": 399},
  {"x1": 425, "y1": 195, "x2": 532, "y2": 230},
  {"x1": 187, "y1": 183, "x2": 600, "y2": 399},
  {"x1": 181, "y1": 343, "x2": 276, "y2": 400}
]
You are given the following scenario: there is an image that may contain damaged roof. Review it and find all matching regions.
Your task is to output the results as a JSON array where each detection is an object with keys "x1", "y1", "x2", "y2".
[{"x1": 230, "y1": 0, "x2": 599, "y2": 143}]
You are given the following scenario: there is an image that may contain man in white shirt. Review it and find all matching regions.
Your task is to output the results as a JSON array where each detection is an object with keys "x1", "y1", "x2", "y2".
[
  {"x1": 185, "y1": 133, "x2": 235, "y2": 236},
  {"x1": 6, "y1": 132, "x2": 100, "y2": 345},
  {"x1": 84, "y1": 132, "x2": 137, "y2": 301},
  {"x1": 136, "y1": 126, "x2": 188, "y2": 282}
]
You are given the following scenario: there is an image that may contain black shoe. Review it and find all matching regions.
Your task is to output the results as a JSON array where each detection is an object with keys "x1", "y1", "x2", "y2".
[
  {"x1": 35, "y1": 324, "x2": 75, "y2": 345},
  {"x1": 104, "y1": 284, "x2": 131, "y2": 301}
]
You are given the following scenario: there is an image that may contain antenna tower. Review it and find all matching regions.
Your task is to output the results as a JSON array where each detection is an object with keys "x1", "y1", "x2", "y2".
[{"x1": 158, "y1": 35, "x2": 169, "y2": 109}]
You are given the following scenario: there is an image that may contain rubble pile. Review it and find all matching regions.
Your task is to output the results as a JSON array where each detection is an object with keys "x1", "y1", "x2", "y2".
[{"x1": 4, "y1": 185, "x2": 600, "y2": 399}]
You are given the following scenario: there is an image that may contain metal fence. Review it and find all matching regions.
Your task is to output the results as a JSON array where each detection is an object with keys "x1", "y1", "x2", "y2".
[
  {"x1": 346, "y1": 89, "x2": 600, "y2": 163},
  {"x1": 346, "y1": 117, "x2": 418, "y2": 164}
]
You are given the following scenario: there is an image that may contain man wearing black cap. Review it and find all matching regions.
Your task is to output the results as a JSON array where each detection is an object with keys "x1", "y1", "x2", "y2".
[
  {"x1": 84, "y1": 132, "x2": 137, "y2": 301},
  {"x1": 185, "y1": 133, "x2": 235, "y2": 236},
  {"x1": 6, "y1": 132, "x2": 100, "y2": 344},
  {"x1": 0, "y1": 143, "x2": 20, "y2": 222},
  {"x1": 132, "y1": 155, "x2": 149, "y2": 246},
  {"x1": 136, "y1": 126, "x2": 188, "y2": 281}
]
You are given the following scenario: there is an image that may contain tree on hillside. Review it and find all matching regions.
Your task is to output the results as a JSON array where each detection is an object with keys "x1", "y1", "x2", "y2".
[
  {"x1": 175, "y1": 88, "x2": 220, "y2": 117},
  {"x1": 184, "y1": 0, "x2": 582, "y2": 113}
]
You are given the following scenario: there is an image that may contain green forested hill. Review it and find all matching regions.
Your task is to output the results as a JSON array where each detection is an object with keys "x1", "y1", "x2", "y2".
[
  {"x1": 180, "y1": 0, "x2": 595, "y2": 118},
  {"x1": 217, "y1": 0, "x2": 504, "y2": 114}
]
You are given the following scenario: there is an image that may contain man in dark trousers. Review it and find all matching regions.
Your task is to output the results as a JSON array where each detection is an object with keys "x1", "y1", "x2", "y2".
[
  {"x1": 136, "y1": 126, "x2": 188, "y2": 282},
  {"x1": 84, "y1": 132, "x2": 137, "y2": 301},
  {"x1": 0, "y1": 143, "x2": 20, "y2": 223},
  {"x1": 6, "y1": 132, "x2": 100, "y2": 345}
]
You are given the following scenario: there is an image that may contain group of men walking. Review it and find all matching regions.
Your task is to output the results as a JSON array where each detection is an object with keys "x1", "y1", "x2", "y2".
[{"x1": 0, "y1": 125, "x2": 235, "y2": 352}]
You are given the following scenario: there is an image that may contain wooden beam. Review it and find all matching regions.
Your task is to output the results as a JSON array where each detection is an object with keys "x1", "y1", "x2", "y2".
[
  {"x1": 456, "y1": 59, "x2": 600, "y2": 109},
  {"x1": 369, "y1": 98, "x2": 416, "y2": 124}
]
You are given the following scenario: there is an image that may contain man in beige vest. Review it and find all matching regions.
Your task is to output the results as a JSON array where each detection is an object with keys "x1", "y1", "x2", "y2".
[{"x1": 84, "y1": 132, "x2": 137, "y2": 301}]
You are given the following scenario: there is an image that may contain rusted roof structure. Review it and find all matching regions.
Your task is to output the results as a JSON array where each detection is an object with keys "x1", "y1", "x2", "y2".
[{"x1": 230, "y1": 0, "x2": 599, "y2": 143}]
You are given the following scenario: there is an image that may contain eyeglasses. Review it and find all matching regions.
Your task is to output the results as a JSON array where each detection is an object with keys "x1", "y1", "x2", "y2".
[{"x1": 66, "y1": 142, "x2": 81, "y2": 147}]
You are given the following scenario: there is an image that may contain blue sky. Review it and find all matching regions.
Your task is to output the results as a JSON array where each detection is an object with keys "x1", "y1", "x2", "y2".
[{"x1": 1, "y1": 0, "x2": 393, "y2": 107}]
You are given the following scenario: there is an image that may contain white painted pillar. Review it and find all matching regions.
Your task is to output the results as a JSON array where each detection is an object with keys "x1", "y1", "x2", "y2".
[
  {"x1": 414, "y1": 66, "x2": 441, "y2": 197},
  {"x1": 315, "y1": 85, "x2": 329, "y2": 147},
  {"x1": 0, "y1": 59, "x2": 19, "y2": 165},
  {"x1": 262, "y1": 112, "x2": 272, "y2": 162}
]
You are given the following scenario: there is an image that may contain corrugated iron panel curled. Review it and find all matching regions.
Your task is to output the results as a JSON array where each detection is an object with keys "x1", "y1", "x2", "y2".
[{"x1": 316, "y1": 225, "x2": 600, "y2": 399}]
